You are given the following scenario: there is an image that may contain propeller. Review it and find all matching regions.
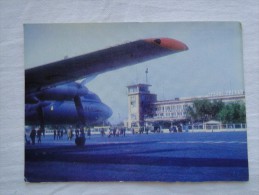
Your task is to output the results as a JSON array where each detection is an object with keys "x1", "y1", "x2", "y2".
[
  {"x1": 80, "y1": 75, "x2": 97, "y2": 86},
  {"x1": 74, "y1": 95, "x2": 85, "y2": 125}
]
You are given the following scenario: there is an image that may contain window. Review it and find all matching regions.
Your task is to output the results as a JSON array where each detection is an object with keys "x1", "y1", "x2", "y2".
[
  {"x1": 131, "y1": 114, "x2": 136, "y2": 120},
  {"x1": 129, "y1": 87, "x2": 137, "y2": 93},
  {"x1": 130, "y1": 96, "x2": 136, "y2": 101},
  {"x1": 130, "y1": 96, "x2": 136, "y2": 107}
]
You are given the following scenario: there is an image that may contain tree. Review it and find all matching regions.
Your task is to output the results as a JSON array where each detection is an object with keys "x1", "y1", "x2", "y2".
[
  {"x1": 239, "y1": 103, "x2": 246, "y2": 123},
  {"x1": 218, "y1": 101, "x2": 246, "y2": 123},
  {"x1": 186, "y1": 99, "x2": 215, "y2": 122},
  {"x1": 185, "y1": 105, "x2": 197, "y2": 122},
  {"x1": 186, "y1": 99, "x2": 245, "y2": 124},
  {"x1": 211, "y1": 100, "x2": 224, "y2": 119}
]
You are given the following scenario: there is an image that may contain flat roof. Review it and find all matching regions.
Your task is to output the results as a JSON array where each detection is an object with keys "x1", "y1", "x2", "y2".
[
  {"x1": 127, "y1": 83, "x2": 152, "y2": 88},
  {"x1": 152, "y1": 94, "x2": 245, "y2": 105}
]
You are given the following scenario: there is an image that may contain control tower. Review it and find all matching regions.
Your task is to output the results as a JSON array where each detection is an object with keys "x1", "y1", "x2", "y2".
[{"x1": 127, "y1": 84, "x2": 157, "y2": 128}]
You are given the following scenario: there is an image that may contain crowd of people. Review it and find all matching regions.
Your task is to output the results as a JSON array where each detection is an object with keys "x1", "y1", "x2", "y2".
[
  {"x1": 25, "y1": 128, "x2": 43, "y2": 145},
  {"x1": 169, "y1": 125, "x2": 183, "y2": 133},
  {"x1": 26, "y1": 124, "x2": 181, "y2": 145},
  {"x1": 25, "y1": 126, "x2": 92, "y2": 145},
  {"x1": 107, "y1": 127, "x2": 126, "y2": 137}
]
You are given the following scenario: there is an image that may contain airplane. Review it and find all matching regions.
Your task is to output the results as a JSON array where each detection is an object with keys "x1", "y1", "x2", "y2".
[{"x1": 25, "y1": 38, "x2": 188, "y2": 135}]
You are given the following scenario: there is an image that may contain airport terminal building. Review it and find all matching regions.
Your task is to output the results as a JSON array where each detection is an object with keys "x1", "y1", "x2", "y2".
[{"x1": 126, "y1": 83, "x2": 245, "y2": 128}]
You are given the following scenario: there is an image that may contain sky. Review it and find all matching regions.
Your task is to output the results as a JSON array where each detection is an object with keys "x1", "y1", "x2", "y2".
[{"x1": 24, "y1": 22, "x2": 245, "y2": 124}]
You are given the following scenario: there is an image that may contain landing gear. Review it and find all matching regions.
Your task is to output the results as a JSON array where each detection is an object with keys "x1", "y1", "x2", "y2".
[
  {"x1": 74, "y1": 96, "x2": 86, "y2": 146},
  {"x1": 37, "y1": 106, "x2": 45, "y2": 137},
  {"x1": 75, "y1": 137, "x2": 86, "y2": 146}
]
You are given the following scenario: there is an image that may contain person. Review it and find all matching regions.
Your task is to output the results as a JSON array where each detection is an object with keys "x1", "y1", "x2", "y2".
[
  {"x1": 37, "y1": 128, "x2": 42, "y2": 143},
  {"x1": 175, "y1": 125, "x2": 178, "y2": 132},
  {"x1": 116, "y1": 127, "x2": 120, "y2": 137},
  {"x1": 30, "y1": 128, "x2": 36, "y2": 145},
  {"x1": 113, "y1": 127, "x2": 116, "y2": 137},
  {"x1": 140, "y1": 127, "x2": 144, "y2": 134},
  {"x1": 179, "y1": 124, "x2": 183, "y2": 132},
  {"x1": 57, "y1": 129, "x2": 61, "y2": 140},
  {"x1": 42, "y1": 128, "x2": 45, "y2": 137},
  {"x1": 132, "y1": 127, "x2": 135, "y2": 135},
  {"x1": 145, "y1": 127, "x2": 149, "y2": 135},
  {"x1": 25, "y1": 134, "x2": 30, "y2": 145},
  {"x1": 75, "y1": 127, "x2": 86, "y2": 146},
  {"x1": 71, "y1": 128, "x2": 74, "y2": 139},
  {"x1": 101, "y1": 128, "x2": 105, "y2": 136},
  {"x1": 87, "y1": 128, "x2": 91, "y2": 139},
  {"x1": 54, "y1": 129, "x2": 57, "y2": 140},
  {"x1": 67, "y1": 128, "x2": 72, "y2": 140},
  {"x1": 123, "y1": 127, "x2": 126, "y2": 136},
  {"x1": 169, "y1": 125, "x2": 173, "y2": 133},
  {"x1": 120, "y1": 128, "x2": 123, "y2": 135},
  {"x1": 60, "y1": 128, "x2": 63, "y2": 139},
  {"x1": 108, "y1": 128, "x2": 112, "y2": 138},
  {"x1": 75, "y1": 128, "x2": 79, "y2": 138}
]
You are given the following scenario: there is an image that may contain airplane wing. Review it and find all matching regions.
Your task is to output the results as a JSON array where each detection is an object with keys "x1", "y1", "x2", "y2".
[{"x1": 25, "y1": 38, "x2": 188, "y2": 95}]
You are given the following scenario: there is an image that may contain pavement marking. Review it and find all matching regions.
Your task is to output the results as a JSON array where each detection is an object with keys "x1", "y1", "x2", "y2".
[
  {"x1": 90, "y1": 141, "x2": 141, "y2": 145},
  {"x1": 159, "y1": 141, "x2": 247, "y2": 144}
]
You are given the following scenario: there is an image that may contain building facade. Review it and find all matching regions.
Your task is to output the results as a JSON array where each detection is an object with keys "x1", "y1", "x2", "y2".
[
  {"x1": 127, "y1": 84, "x2": 157, "y2": 128},
  {"x1": 127, "y1": 84, "x2": 245, "y2": 127}
]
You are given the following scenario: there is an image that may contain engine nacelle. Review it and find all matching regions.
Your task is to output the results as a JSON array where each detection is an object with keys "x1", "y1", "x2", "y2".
[{"x1": 36, "y1": 82, "x2": 89, "y2": 101}]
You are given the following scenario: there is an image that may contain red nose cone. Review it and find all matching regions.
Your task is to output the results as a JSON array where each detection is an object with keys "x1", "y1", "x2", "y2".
[{"x1": 144, "y1": 38, "x2": 188, "y2": 51}]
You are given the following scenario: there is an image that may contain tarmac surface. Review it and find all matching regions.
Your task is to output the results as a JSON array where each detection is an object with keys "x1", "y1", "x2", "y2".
[{"x1": 25, "y1": 131, "x2": 249, "y2": 182}]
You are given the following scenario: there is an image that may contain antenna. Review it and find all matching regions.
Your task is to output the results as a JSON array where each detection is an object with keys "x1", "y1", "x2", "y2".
[{"x1": 145, "y1": 67, "x2": 148, "y2": 84}]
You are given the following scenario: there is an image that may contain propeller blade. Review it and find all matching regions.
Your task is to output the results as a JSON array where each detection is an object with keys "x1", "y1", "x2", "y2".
[
  {"x1": 80, "y1": 75, "x2": 97, "y2": 86},
  {"x1": 74, "y1": 95, "x2": 85, "y2": 125},
  {"x1": 36, "y1": 106, "x2": 45, "y2": 136}
]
